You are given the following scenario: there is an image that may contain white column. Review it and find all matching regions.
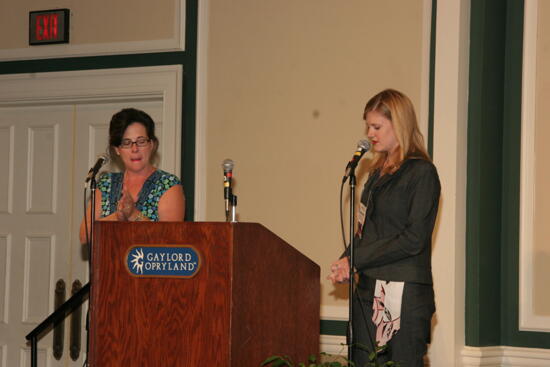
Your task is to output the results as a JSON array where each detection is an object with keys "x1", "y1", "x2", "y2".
[
  {"x1": 430, "y1": 0, "x2": 470, "y2": 365},
  {"x1": 195, "y1": 0, "x2": 209, "y2": 220}
]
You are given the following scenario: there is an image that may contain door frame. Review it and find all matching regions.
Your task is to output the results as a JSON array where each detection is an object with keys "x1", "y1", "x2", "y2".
[
  {"x1": 0, "y1": 66, "x2": 182, "y2": 365},
  {"x1": 0, "y1": 65, "x2": 183, "y2": 176}
]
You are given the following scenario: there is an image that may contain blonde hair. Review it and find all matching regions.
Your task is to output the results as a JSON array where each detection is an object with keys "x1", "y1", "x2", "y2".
[{"x1": 363, "y1": 89, "x2": 430, "y2": 171}]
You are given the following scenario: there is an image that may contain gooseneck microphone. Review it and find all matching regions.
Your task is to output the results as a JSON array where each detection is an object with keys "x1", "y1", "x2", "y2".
[
  {"x1": 343, "y1": 140, "x2": 371, "y2": 183},
  {"x1": 222, "y1": 159, "x2": 234, "y2": 221},
  {"x1": 85, "y1": 154, "x2": 110, "y2": 183}
]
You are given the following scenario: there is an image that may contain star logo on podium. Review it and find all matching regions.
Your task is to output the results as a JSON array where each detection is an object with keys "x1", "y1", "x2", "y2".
[{"x1": 130, "y1": 248, "x2": 144, "y2": 274}]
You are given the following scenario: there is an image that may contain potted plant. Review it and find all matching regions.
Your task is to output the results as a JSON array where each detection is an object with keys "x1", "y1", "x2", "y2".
[{"x1": 261, "y1": 344, "x2": 399, "y2": 367}]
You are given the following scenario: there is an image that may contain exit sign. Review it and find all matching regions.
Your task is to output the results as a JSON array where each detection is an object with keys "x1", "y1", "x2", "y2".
[{"x1": 29, "y1": 9, "x2": 70, "y2": 45}]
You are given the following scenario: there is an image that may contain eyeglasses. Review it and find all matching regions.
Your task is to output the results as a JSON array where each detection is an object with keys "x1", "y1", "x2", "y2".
[{"x1": 119, "y1": 137, "x2": 151, "y2": 149}]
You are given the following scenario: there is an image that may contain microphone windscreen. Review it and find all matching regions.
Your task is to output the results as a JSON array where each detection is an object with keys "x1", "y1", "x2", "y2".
[
  {"x1": 222, "y1": 158, "x2": 234, "y2": 172},
  {"x1": 99, "y1": 153, "x2": 110, "y2": 165},
  {"x1": 357, "y1": 139, "x2": 371, "y2": 152}
]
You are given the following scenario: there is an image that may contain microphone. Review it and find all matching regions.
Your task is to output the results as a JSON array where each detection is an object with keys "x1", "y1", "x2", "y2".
[
  {"x1": 343, "y1": 140, "x2": 371, "y2": 182},
  {"x1": 222, "y1": 159, "x2": 234, "y2": 219},
  {"x1": 85, "y1": 154, "x2": 110, "y2": 183}
]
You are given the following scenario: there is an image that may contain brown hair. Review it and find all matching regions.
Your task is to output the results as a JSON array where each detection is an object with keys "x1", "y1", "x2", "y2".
[
  {"x1": 363, "y1": 89, "x2": 430, "y2": 171},
  {"x1": 108, "y1": 108, "x2": 160, "y2": 167}
]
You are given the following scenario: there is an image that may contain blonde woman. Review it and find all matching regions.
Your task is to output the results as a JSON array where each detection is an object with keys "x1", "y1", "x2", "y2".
[{"x1": 329, "y1": 89, "x2": 440, "y2": 366}]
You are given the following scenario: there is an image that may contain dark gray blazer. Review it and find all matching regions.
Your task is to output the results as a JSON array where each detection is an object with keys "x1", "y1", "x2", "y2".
[{"x1": 346, "y1": 158, "x2": 441, "y2": 285}]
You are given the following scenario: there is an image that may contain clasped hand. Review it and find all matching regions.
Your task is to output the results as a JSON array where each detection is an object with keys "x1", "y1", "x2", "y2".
[
  {"x1": 116, "y1": 188, "x2": 136, "y2": 221},
  {"x1": 327, "y1": 257, "x2": 351, "y2": 284}
]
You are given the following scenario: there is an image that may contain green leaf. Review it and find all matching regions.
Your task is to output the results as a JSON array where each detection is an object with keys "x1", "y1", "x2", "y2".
[
  {"x1": 368, "y1": 351, "x2": 377, "y2": 361},
  {"x1": 262, "y1": 356, "x2": 282, "y2": 365},
  {"x1": 375, "y1": 345, "x2": 388, "y2": 354},
  {"x1": 261, "y1": 350, "x2": 396, "y2": 367},
  {"x1": 273, "y1": 360, "x2": 291, "y2": 367},
  {"x1": 261, "y1": 355, "x2": 293, "y2": 367},
  {"x1": 354, "y1": 342, "x2": 370, "y2": 352}
]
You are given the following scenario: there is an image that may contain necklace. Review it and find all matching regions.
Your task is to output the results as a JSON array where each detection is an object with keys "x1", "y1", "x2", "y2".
[{"x1": 382, "y1": 159, "x2": 397, "y2": 174}]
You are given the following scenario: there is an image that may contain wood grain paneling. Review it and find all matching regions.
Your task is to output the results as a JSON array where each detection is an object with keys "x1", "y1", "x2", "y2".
[{"x1": 89, "y1": 222, "x2": 319, "y2": 366}]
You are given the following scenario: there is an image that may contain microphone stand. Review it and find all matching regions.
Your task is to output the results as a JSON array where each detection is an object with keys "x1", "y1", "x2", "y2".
[
  {"x1": 229, "y1": 195, "x2": 238, "y2": 222},
  {"x1": 85, "y1": 174, "x2": 98, "y2": 366},
  {"x1": 347, "y1": 167, "x2": 357, "y2": 362},
  {"x1": 89, "y1": 176, "x2": 96, "y2": 277},
  {"x1": 225, "y1": 192, "x2": 238, "y2": 223}
]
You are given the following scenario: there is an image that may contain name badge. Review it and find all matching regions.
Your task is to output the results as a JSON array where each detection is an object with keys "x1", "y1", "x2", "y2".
[{"x1": 356, "y1": 203, "x2": 367, "y2": 238}]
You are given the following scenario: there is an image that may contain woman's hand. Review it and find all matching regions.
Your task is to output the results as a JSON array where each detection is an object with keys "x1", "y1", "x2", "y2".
[
  {"x1": 116, "y1": 188, "x2": 136, "y2": 221},
  {"x1": 327, "y1": 257, "x2": 351, "y2": 284}
]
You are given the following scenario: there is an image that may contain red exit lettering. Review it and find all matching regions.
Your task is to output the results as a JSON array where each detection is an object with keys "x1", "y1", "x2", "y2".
[{"x1": 36, "y1": 14, "x2": 59, "y2": 41}]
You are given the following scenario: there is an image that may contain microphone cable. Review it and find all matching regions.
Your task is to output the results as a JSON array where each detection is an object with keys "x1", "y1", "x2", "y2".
[
  {"x1": 338, "y1": 142, "x2": 380, "y2": 363},
  {"x1": 339, "y1": 178, "x2": 380, "y2": 363},
  {"x1": 339, "y1": 178, "x2": 348, "y2": 250}
]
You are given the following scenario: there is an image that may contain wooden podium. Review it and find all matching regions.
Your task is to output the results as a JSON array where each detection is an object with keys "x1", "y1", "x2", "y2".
[{"x1": 89, "y1": 222, "x2": 320, "y2": 366}]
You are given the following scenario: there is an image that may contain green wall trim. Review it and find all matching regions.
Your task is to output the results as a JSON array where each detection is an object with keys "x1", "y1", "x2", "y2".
[
  {"x1": 320, "y1": 320, "x2": 347, "y2": 336},
  {"x1": 427, "y1": 0, "x2": 436, "y2": 157},
  {"x1": 0, "y1": 52, "x2": 186, "y2": 74},
  {"x1": 500, "y1": 0, "x2": 524, "y2": 346},
  {"x1": 181, "y1": 0, "x2": 198, "y2": 221},
  {"x1": 501, "y1": 0, "x2": 550, "y2": 349},
  {"x1": 465, "y1": 0, "x2": 507, "y2": 346},
  {"x1": 0, "y1": 0, "x2": 198, "y2": 221},
  {"x1": 467, "y1": 0, "x2": 550, "y2": 348}
]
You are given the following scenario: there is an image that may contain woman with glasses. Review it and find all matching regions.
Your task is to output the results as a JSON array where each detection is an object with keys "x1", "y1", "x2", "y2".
[{"x1": 79, "y1": 108, "x2": 185, "y2": 244}]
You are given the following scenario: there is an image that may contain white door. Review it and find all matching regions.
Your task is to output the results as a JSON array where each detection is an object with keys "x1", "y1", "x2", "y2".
[
  {"x1": 0, "y1": 99, "x2": 166, "y2": 367},
  {"x1": 0, "y1": 105, "x2": 75, "y2": 366},
  {"x1": 0, "y1": 66, "x2": 181, "y2": 367}
]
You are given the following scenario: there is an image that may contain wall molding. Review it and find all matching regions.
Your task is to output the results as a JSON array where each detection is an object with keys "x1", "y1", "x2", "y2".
[
  {"x1": 320, "y1": 334, "x2": 434, "y2": 367},
  {"x1": 0, "y1": 234, "x2": 11, "y2": 324},
  {"x1": 321, "y1": 305, "x2": 348, "y2": 321},
  {"x1": 0, "y1": 0, "x2": 185, "y2": 62},
  {"x1": 320, "y1": 334, "x2": 347, "y2": 355},
  {"x1": 431, "y1": 0, "x2": 470, "y2": 364},
  {"x1": 420, "y1": 0, "x2": 433, "y2": 141},
  {"x1": 194, "y1": 0, "x2": 208, "y2": 220},
  {"x1": 518, "y1": 0, "x2": 550, "y2": 333},
  {"x1": 0, "y1": 66, "x2": 182, "y2": 176},
  {"x1": 462, "y1": 346, "x2": 550, "y2": 366}
]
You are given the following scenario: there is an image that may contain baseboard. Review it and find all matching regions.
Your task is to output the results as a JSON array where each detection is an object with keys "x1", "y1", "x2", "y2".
[
  {"x1": 320, "y1": 335, "x2": 431, "y2": 366},
  {"x1": 321, "y1": 305, "x2": 349, "y2": 321},
  {"x1": 321, "y1": 343, "x2": 550, "y2": 366},
  {"x1": 462, "y1": 345, "x2": 550, "y2": 366},
  {"x1": 320, "y1": 306, "x2": 348, "y2": 357},
  {"x1": 320, "y1": 334, "x2": 347, "y2": 355}
]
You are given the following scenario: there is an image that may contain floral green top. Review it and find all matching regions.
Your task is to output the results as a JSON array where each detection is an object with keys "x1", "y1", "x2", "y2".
[{"x1": 98, "y1": 170, "x2": 181, "y2": 221}]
